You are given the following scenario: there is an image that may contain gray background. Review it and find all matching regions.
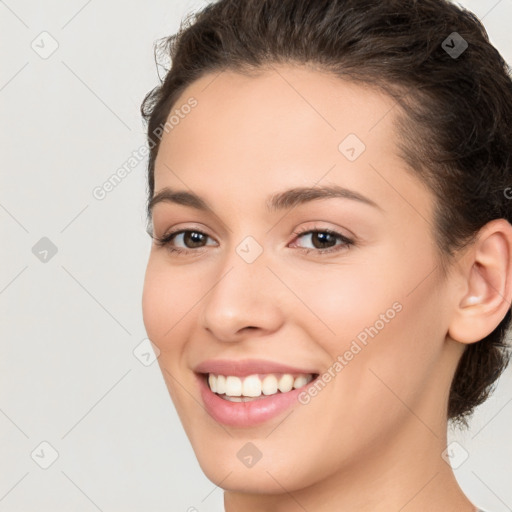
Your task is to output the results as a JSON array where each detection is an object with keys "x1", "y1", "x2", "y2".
[{"x1": 1, "y1": 1, "x2": 511, "y2": 511}]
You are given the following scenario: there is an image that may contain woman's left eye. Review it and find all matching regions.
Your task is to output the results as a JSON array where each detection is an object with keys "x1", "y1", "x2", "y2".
[
  {"x1": 153, "y1": 228, "x2": 353, "y2": 256},
  {"x1": 290, "y1": 228, "x2": 354, "y2": 254}
]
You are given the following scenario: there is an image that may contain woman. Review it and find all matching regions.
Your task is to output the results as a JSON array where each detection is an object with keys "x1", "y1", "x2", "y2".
[{"x1": 140, "y1": 0, "x2": 512, "y2": 510}]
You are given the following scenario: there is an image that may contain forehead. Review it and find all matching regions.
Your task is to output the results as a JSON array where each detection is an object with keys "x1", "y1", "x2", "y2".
[
  {"x1": 153, "y1": 64, "x2": 432, "y2": 220},
  {"x1": 156, "y1": 65, "x2": 400, "y2": 168}
]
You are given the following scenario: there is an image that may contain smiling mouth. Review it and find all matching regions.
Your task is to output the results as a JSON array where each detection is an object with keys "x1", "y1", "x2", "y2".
[{"x1": 202, "y1": 372, "x2": 319, "y2": 402}]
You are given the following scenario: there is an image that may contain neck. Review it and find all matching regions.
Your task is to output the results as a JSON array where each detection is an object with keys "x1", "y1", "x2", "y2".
[{"x1": 224, "y1": 417, "x2": 476, "y2": 512}]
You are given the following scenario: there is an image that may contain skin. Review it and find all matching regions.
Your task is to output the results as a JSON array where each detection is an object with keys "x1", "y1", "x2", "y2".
[{"x1": 142, "y1": 64, "x2": 512, "y2": 511}]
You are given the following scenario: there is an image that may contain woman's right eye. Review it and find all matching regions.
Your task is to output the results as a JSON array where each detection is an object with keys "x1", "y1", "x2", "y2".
[{"x1": 153, "y1": 229, "x2": 217, "y2": 255}]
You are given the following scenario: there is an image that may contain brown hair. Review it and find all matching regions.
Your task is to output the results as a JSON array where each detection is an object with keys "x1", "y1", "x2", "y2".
[{"x1": 140, "y1": 0, "x2": 512, "y2": 425}]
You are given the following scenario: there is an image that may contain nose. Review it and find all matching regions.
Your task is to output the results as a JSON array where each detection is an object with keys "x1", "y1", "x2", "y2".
[{"x1": 200, "y1": 247, "x2": 285, "y2": 342}]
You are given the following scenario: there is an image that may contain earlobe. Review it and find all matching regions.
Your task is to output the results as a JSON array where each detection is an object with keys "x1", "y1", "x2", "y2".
[{"x1": 448, "y1": 219, "x2": 512, "y2": 345}]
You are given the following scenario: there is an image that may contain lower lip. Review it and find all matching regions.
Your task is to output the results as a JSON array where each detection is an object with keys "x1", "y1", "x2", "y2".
[{"x1": 197, "y1": 373, "x2": 314, "y2": 427}]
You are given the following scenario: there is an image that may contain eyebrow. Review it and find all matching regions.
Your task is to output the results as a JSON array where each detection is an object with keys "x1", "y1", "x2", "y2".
[{"x1": 148, "y1": 184, "x2": 382, "y2": 215}]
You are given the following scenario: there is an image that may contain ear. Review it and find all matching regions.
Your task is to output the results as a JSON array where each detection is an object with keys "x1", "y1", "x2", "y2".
[{"x1": 448, "y1": 218, "x2": 512, "y2": 344}]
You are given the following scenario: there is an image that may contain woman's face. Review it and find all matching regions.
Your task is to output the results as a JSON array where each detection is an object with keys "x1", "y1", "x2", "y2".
[{"x1": 142, "y1": 65, "x2": 463, "y2": 494}]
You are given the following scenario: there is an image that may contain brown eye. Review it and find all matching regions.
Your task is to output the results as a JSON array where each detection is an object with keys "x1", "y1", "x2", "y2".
[
  {"x1": 179, "y1": 231, "x2": 208, "y2": 248},
  {"x1": 291, "y1": 228, "x2": 354, "y2": 255},
  {"x1": 154, "y1": 229, "x2": 217, "y2": 254},
  {"x1": 308, "y1": 231, "x2": 338, "y2": 249}
]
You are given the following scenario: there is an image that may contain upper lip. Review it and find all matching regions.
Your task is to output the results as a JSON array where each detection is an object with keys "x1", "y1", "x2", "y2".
[{"x1": 194, "y1": 358, "x2": 319, "y2": 377}]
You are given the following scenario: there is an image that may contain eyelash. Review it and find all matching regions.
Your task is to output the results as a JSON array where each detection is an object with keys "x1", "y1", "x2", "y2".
[{"x1": 152, "y1": 226, "x2": 354, "y2": 256}]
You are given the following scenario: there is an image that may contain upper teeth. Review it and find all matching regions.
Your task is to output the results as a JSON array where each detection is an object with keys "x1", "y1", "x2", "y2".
[{"x1": 208, "y1": 373, "x2": 314, "y2": 397}]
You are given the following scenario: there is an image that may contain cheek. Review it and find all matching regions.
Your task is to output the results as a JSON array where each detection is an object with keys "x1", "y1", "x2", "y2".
[
  {"x1": 141, "y1": 262, "x2": 166, "y2": 345},
  {"x1": 289, "y1": 260, "x2": 404, "y2": 354},
  {"x1": 297, "y1": 239, "x2": 438, "y2": 350},
  {"x1": 141, "y1": 259, "x2": 192, "y2": 352},
  {"x1": 294, "y1": 244, "x2": 445, "y2": 408},
  {"x1": 142, "y1": 260, "x2": 198, "y2": 412}
]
